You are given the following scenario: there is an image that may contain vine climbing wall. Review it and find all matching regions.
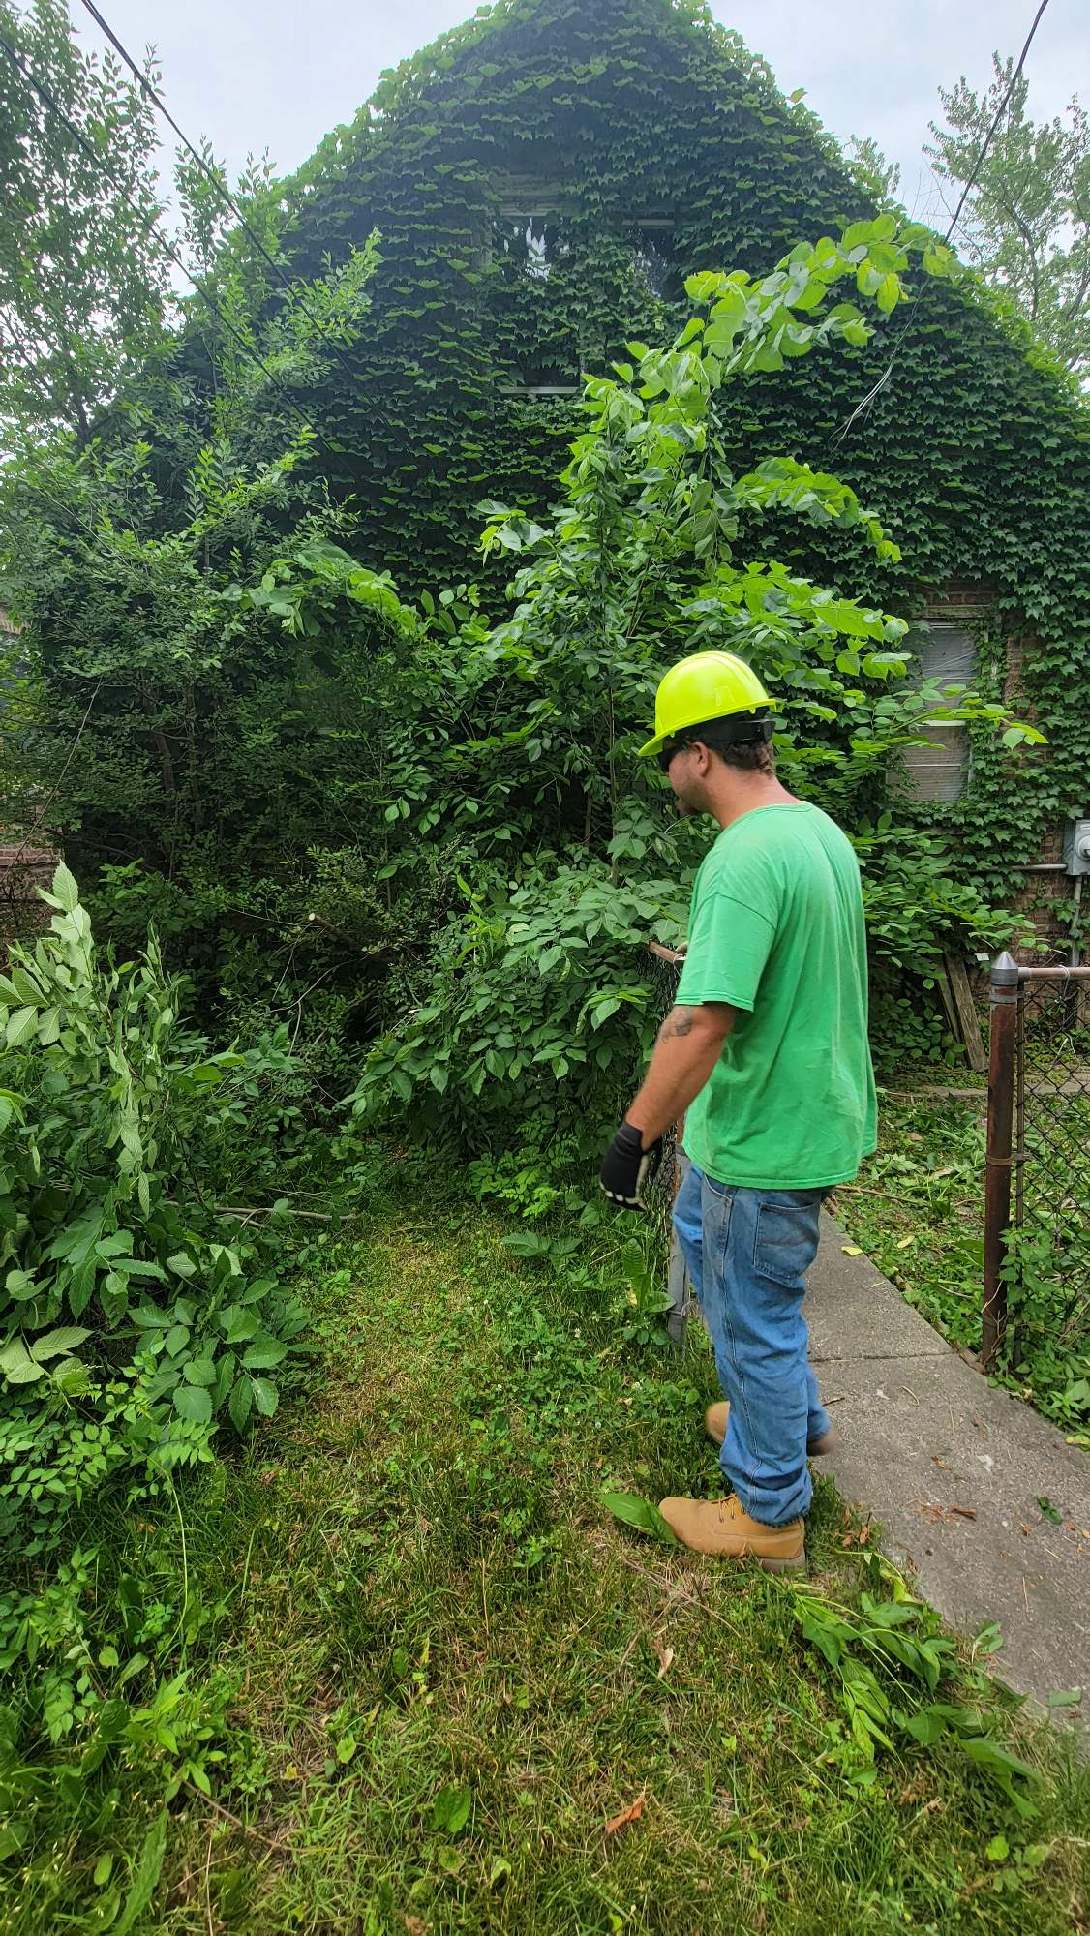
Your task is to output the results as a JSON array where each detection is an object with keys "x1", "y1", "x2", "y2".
[{"x1": 280, "y1": 0, "x2": 1090, "y2": 930}]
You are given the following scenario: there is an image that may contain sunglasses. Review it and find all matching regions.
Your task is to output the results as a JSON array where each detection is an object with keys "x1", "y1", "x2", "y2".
[{"x1": 656, "y1": 740, "x2": 689, "y2": 775}]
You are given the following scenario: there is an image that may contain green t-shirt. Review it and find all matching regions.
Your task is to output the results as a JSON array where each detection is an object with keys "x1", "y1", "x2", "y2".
[{"x1": 675, "y1": 802, "x2": 877, "y2": 1190}]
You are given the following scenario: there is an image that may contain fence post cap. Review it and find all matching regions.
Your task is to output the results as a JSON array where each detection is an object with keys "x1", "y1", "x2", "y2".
[{"x1": 990, "y1": 950, "x2": 1020, "y2": 988}]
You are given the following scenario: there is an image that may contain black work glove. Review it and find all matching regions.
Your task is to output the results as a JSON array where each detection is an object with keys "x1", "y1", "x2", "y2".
[{"x1": 599, "y1": 1121, "x2": 664, "y2": 1210}]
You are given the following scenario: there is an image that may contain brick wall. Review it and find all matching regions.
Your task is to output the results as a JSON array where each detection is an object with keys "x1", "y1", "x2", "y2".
[{"x1": 0, "y1": 841, "x2": 56, "y2": 956}]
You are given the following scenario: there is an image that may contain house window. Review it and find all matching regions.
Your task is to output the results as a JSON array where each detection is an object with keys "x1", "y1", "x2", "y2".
[
  {"x1": 495, "y1": 213, "x2": 572, "y2": 282},
  {"x1": 626, "y1": 221, "x2": 680, "y2": 302},
  {"x1": 901, "y1": 620, "x2": 975, "y2": 803},
  {"x1": 490, "y1": 188, "x2": 679, "y2": 396}
]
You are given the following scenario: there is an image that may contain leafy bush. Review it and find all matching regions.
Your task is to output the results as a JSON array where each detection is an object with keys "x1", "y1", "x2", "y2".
[
  {"x1": 0, "y1": 863, "x2": 318, "y2": 1829},
  {"x1": 343, "y1": 220, "x2": 1036, "y2": 1141},
  {"x1": 0, "y1": 864, "x2": 310, "y2": 1495},
  {"x1": 6, "y1": 210, "x2": 1039, "y2": 1157}
]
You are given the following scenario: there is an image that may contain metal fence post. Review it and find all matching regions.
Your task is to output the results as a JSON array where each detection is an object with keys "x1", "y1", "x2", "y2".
[{"x1": 983, "y1": 951, "x2": 1020, "y2": 1370}]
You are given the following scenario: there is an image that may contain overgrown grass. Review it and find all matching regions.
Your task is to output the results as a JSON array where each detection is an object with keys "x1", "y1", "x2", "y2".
[
  {"x1": 832, "y1": 1090, "x2": 988, "y2": 1353},
  {"x1": 4, "y1": 1164, "x2": 1089, "y2": 1933},
  {"x1": 835, "y1": 1085, "x2": 1090, "y2": 1440}
]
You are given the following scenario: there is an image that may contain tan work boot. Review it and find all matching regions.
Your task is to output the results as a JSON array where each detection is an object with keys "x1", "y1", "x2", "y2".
[
  {"x1": 659, "y1": 1494, "x2": 805, "y2": 1571},
  {"x1": 705, "y1": 1401, "x2": 836, "y2": 1458}
]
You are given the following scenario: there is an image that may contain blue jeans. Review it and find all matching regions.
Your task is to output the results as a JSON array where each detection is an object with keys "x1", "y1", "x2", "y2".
[{"x1": 673, "y1": 1162, "x2": 831, "y2": 1527}]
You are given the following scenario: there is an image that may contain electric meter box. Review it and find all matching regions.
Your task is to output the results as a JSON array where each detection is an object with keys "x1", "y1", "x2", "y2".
[{"x1": 1063, "y1": 818, "x2": 1090, "y2": 876}]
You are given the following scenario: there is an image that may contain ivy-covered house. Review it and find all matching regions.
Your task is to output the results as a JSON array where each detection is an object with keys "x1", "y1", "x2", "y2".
[{"x1": 281, "y1": 0, "x2": 1090, "y2": 960}]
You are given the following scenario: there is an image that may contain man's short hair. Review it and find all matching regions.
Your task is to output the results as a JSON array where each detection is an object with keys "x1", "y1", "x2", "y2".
[{"x1": 681, "y1": 711, "x2": 775, "y2": 774}]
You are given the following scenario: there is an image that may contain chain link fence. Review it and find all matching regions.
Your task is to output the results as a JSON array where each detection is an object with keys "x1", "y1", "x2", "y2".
[
  {"x1": 984, "y1": 958, "x2": 1090, "y2": 1373},
  {"x1": 639, "y1": 944, "x2": 692, "y2": 1345}
]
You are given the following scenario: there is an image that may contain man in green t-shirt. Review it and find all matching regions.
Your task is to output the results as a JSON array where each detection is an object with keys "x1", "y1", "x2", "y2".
[{"x1": 599, "y1": 651, "x2": 876, "y2": 1571}]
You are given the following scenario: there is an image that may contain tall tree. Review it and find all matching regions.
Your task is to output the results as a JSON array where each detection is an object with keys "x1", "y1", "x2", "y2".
[
  {"x1": 925, "y1": 54, "x2": 1090, "y2": 379},
  {"x1": 0, "y1": 0, "x2": 171, "y2": 447},
  {"x1": 845, "y1": 136, "x2": 902, "y2": 211}
]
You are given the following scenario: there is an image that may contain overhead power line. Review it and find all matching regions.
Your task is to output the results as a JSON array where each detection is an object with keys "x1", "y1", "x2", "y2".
[
  {"x1": 938, "y1": 0, "x2": 1052, "y2": 252},
  {"x1": 834, "y1": 0, "x2": 1053, "y2": 444},
  {"x1": 75, "y1": 0, "x2": 377, "y2": 404},
  {"x1": 0, "y1": 28, "x2": 345, "y2": 460}
]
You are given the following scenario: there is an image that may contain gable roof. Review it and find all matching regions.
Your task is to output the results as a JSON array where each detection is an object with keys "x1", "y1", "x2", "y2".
[{"x1": 276, "y1": 0, "x2": 1088, "y2": 610}]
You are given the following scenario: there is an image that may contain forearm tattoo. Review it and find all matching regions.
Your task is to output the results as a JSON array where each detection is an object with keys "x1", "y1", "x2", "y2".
[{"x1": 656, "y1": 1007, "x2": 695, "y2": 1044}]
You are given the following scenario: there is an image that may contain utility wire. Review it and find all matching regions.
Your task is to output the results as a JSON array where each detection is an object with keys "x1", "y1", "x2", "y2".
[
  {"x1": 833, "y1": 0, "x2": 1053, "y2": 444},
  {"x1": 75, "y1": 0, "x2": 375, "y2": 403},
  {"x1": 0, "y1": 29, "x2": 346, "y2": 461}
]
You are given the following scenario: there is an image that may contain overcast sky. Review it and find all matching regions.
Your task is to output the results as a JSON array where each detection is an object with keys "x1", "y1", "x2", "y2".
[{"x1": 74, "y1": 0, "x2": 1087, "y2": 222}]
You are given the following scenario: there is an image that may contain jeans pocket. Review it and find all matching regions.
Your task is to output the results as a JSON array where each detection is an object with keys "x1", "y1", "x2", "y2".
[
  {"x1": 752, "y1": 1197, "x2": 821, "y2": 1288},
  {"x1": 700, "y1": 1171, "x2": 733, "y2": 1265}
]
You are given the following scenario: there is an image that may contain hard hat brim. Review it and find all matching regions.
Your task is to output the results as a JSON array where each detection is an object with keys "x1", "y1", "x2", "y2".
[{"x1": 637, "y1": 730, "x2": 669, "y2": 759}]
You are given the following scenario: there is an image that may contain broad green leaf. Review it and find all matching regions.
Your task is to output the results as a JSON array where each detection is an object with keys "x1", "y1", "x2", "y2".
[
  {"x1": 600, "y1": 1490, "x2": 680, "y2": 1546},
  {"x1": 182, "y1": 1357, "x2": 217, "y2": 1386},
  {"x1": 251, "y1": 1375, "x2": 279, "y2": 1417},
  {"x1": 5, "y1": 1007, "x2": 37, "y2": 1049},
  {"x1": 683, "y1": 270, "x2": 724, "y2": 304},
  {"x1": 432, "y1": 1783, "x2": 472, "y2": 1835},
  {"x1": 242, "y1": 1339, "x2": 288, "y2": 1369},
  {"x1": 52, "y1": 1357, "x2": 92, "y2": 1395},
  {"x1": 173, "y1": 1384, "x2": 213, "y2": 1423},
  {"x1": 0, "y1": 1340, "x2": 46, "y2": 1383},
  {"x1": 50, "y1": 862, "x2": 80, "y2": 914},
  {"x1": 228, "y1": 1375, "x2": 254, "y2": 1432},
  {"x1": 30, "y1": 1325, "x2": 92, "y2": 1360},
  {"x1": 221, "y1": 1305, "x2": 259, "y2": 1344}
]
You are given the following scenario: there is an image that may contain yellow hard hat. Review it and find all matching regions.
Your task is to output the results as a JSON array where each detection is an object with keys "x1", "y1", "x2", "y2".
[{"x1": 638, "y1": 650, "x2": 776, "y2": 758}]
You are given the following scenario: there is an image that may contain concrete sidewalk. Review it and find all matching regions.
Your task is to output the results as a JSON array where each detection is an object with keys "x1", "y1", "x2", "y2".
[{"x1": 807, "y1": 1215, "x2": 1090, "y2": 1711}]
